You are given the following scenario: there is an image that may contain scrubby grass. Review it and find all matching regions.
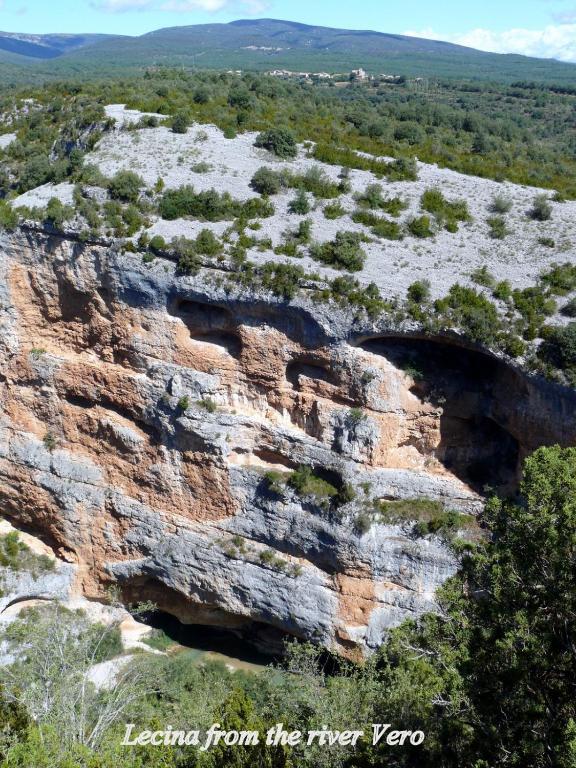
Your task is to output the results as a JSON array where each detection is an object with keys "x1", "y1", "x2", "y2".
[{"x1": 0, "y1": 531, "x2": 55, "y2": 579}]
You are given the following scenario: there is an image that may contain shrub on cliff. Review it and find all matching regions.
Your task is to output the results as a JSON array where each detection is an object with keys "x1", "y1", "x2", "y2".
[
  {"x1": 159, "y1": 186, "x2": 274, "y2": 222},
  {"x1": 540, "y1": 262, "x2": 576, "y2": 295},
  {"x1": 259, "y1": 261, "x2": 306, "y2": 299},
  {"x1": 434, "y1": 284, "x2": 501, "y2": 346},
  {"x1": 171, "y1": 111, "x2": 190, "y2": 134},
  {"x1": 108, "y1": 170, "x2": 143, "y2": 203},
  {"x1": 407, "y1": 279, "x2": 431, "y2": 303},
  {"x1": 250, "y1": 167, "x2": 283, "y2": 196},
  {"x1": 539, "y1": 322, "x2": 576, "y2": 375},
  {"x1": 309, "y1": 231, "x2": 366, "y2": 272},
  {"x1": 287, "y1": 465, "x2": 338, "y2": 501},
  {"x1": 254, "y1": 128, "x2": 297, "y2": 159},
  {"x1": 0, "y1": 200, "x2": 18, "y2": 231},
  {"x1": 407, "y1": 215, "x2": 434, "y2": 238},
  {"x1": 487, "y1": 215, "x2": 510, "y2": 239},
  {"x1": 171, "y1": 236, "x2": 201, "y2": 275},
  {"x1": 289, "y1": 189, "x2": 311, "y2": 215},
  {"x1": 45, "y1": 197, "x2": 74, "y2": 230},
  {"x1": 529, "y1": 193, "x2": 552, "y2": 221},
  {"x1": 421, "y1": 187, "x2": 471, "y2": 231},
  {"x1": 194, "y1": 228, "x2": 223, "y2": 256}
]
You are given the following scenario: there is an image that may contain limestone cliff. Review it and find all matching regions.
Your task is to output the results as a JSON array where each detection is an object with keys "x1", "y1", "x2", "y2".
[{"x1": 1, "y1": 229, "x2": 575, "y2": 656}]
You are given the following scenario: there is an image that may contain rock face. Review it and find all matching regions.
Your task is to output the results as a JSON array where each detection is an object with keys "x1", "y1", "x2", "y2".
[{"x1": 1, "y1": 229, "x2": 575, "y2": 656}]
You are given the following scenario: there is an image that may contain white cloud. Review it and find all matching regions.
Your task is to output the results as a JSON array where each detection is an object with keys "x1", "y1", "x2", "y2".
[
  {"x1": 404, "y1": 24, "x2": 576, "y2": 63},
  {"x1": 95, "y1": 0, "x2": 269, "y2": 12}
]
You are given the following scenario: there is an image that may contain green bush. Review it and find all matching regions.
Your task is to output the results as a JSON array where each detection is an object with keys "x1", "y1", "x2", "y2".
[
  {"x1": 538, "y1": 323, "x2": 576, "y2": 373},
  {"x1": 287, "y1": 465, "x2": 338, "y2": 501},
  {"x1": 355, "y1": 184, "x2": 407, "y2": 216},
  {"x1": 493, "y1": 280, "x2": 512, "y2": 301},
  {"x1": 320, "y1": 276, "x2": 387, "y2": 319},
  {"x1": 371, "y1": 218, "x2": 402, "y2": 240},
  {"x1": 250, "y1": 167, "x2": 283, "y2": 196},
  {"x1": 529, "y1": 194, "x2": 552, "y2": 221},
  {"x1": 259, "y1": 261, "x2": 306, "y2": 299},
  {"x1": 254, "y1": 128, "x2": 297, "y2": 159},
  {"x1": 489, "y1": 194, "x2": 513, "y2": 214},
  {"x1": 407, "y1": 280, "x2": 431, "y2": 303},
  {"x1": 172, "y1": 236, "x2": 201, "y2": 275},
  {"x1": 195, "y1": 228, "x2": 223, "y2": 256},
  {"x1": 108, "y1": 170, "x2": 143, "y2": 203},
  {"x1": 197, "y1": 397, "x2": 217, "y2": 413},
  {"x1": 177, "y1": 396, "x2": 190, "y2": 411},
  {"x1": 538, "y1": 236, "x2": 555, "y2": 248},
  {"x1": 159, "y1": 186, "x2": 273, "y2": 222},
  {"x1": 540, "y1": 262, "x2": 576, "y2": 295},
  {"x1": 487, "y1": 215, "x2": 510, "y2": 239},
  {"x1": 19, "y1": 154, "x2": 53, "y2": 192},
  {"x1": 407, "y1": 215, "x2": 434, "y2": 238},
  {"x1": 288, "y1": 189, "x2": 311, "y2": 215},
  {"x1": 0, "y1": 531, "x2": 55, "y2": 575},
  {"x1": 309, "y1": 231, "x2": 366, "y2": 271},
  {"x1": 0, "y1": 200, "x2": 18, "y2": 231},
  {"x1": 296, "y1": 166, "x2": 341, "y2": 199},
  {"x1": 435, "y1": 284, "x2": 501, "y2": 345},
  {"x1": 351, "y1": 209, "x2": 379, "y2": 226},
  {"x1": 171, "y1": 111, "x2": 190, "y2": 134},
  {"x1": 45, "y1": 197, "x2": 74, "y2": 230},
  {"x1": 355, "y1": 183, "x2": 387, "y2": 210},
  {"x1": 149, "y1": 234, "x2": 167, "y2": 251},
  {"x1": 313, "y1": 143, "x2": 392, "y2": 177},
  {"x1": 471, "y1": 265, "x2": 496, "y2": 288},
  {"x1": 323, "y1": 201, "x2": 346, "y2": 219},
  {"x1": 421, "y1": 187, "x2": 470, "y2": 231}
]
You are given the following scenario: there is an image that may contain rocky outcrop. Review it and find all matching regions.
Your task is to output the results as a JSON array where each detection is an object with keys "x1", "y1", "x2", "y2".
[{"x1": 1, "y1": 229, "x2": 575, "y2": 657}]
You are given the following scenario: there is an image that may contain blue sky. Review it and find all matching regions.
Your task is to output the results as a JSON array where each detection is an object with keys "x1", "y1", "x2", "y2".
[{"x1": 1, "y1": 0, "x2": 576, "y2": 61}]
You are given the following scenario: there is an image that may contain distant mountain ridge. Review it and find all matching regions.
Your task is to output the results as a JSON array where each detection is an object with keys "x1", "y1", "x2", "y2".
[
  {"x1": 0, "y1": 31, "x2": 118, "y2": 60},
  {"x1": 0, "y1": 18, "x2": 575, "y2": 84}
]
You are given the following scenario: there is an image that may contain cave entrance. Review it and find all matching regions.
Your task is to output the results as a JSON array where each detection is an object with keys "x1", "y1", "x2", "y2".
[
  {"x1": 358, "y1": 335, "x2": 521, "y2": 493},
  {"x1": 140, "y1": 609, "x2": 283, "y2": 668}
]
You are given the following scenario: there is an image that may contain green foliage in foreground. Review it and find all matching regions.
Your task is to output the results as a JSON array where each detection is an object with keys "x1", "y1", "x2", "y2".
[{"x1": 0, "y1": 446, "x2": 575, "y2": 767}]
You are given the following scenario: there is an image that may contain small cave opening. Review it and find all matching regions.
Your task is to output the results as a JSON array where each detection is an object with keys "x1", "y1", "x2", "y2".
[
  {"x1": 56, "y1": 278, "x2": 94, "y2": 324},
  {"x1": 253, "y1": 448, "x2": 296, "y2": 470},
  {"x1": 169, "y1": 299, "x2": 232, "y2": 331},
  {"x1": 358, "y1": 335, "x2": 523, "y2": 492},
  {"x1": 190, "y1": 331, "x2": 242, "y2": 359},
  {"x1": 286, "y1": 360, "x2": 335, "y2": 389}
]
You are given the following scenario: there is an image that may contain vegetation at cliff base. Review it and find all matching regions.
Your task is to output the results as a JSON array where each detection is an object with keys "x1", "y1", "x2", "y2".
[{"x1": 0, "y1": 446, "x2": 574, "y2": 766}]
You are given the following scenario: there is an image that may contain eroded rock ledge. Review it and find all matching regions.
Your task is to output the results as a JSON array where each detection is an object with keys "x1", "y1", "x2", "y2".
[{"x1": 1, "y1": 229, "x2": 575, "y2": 656}]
